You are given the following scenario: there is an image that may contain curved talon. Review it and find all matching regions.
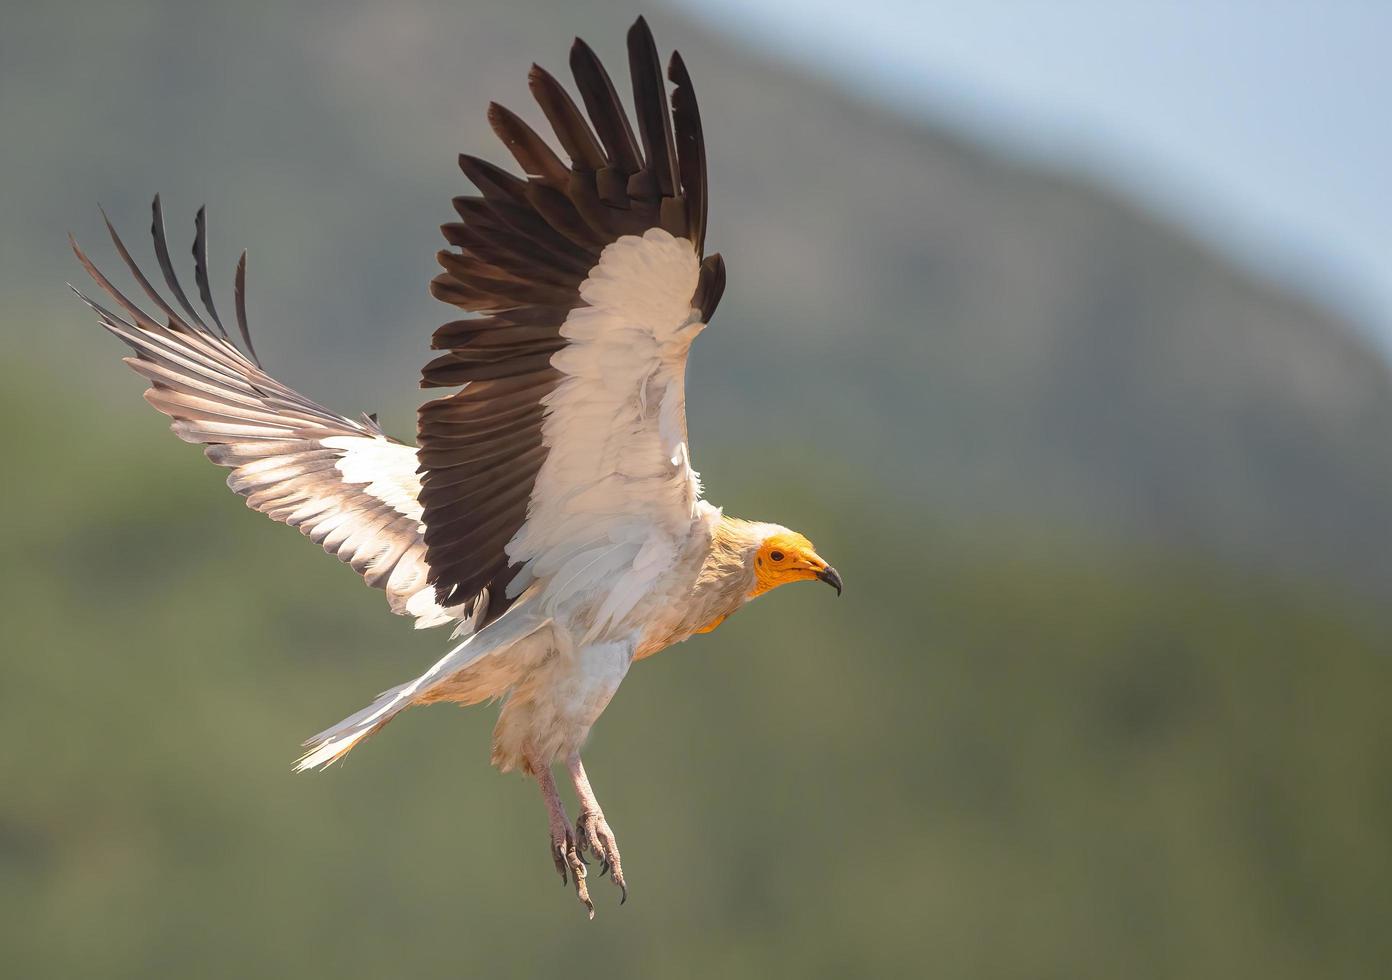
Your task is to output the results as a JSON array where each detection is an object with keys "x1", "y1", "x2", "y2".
[
  {"x1": 551, "y1": 827, "x2": 591, "y2": 917},
  {"x1": 577, "y1": 812, "x2": 603, "y2": 861},
  {"x1": 535, "y1": 760, "x2": 598, "y2": 918},
  {"x1": 575, "y1": 808, "x2": 626, "y2": 905},
  {"x1": 553, "y1": 840, "x2": 568, "y2": 884}
]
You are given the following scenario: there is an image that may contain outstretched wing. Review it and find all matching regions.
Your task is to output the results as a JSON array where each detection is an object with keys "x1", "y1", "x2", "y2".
[
  {"x1": 419, "y1": 16, "x2": 725, "y2": 635},
  {"x1": 72, "y1": 198, "x2": 469, "y2": 630}
]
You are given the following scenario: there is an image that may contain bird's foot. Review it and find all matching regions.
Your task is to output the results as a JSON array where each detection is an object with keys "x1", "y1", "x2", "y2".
[
  {"x1": 576, "y1": 808, "x2": 626, "y2": 903},
  {"x1": 550, "y1": 824, "x2": 593, "y2": 918}
]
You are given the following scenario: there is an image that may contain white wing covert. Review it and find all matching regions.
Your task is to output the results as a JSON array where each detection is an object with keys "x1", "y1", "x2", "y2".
[{"x1": 506, "y1": 228, "x2": 707, "y2": 632}]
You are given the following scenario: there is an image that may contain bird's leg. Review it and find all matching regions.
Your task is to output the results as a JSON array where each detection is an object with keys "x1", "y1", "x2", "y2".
[
  {"x1": 531, "y1": 754, "x2": 592, "y2": 918},
  {"x1": 567, "y1": 752, "x2": 627, "y2": 903}
]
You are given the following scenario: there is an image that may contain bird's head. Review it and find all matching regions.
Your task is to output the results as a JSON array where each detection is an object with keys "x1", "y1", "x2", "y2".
[{"x1": 749, "y1": 527, "x2": 842, "y2": 598}]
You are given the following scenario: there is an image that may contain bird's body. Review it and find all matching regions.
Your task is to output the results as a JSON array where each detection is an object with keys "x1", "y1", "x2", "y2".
[{"x1": 73, "y1": 17, "x2": 839, "y2": 917}]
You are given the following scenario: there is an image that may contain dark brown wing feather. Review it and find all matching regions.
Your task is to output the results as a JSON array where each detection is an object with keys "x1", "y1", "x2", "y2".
[
  {"x1": 418, "y1": 16, "x2": 725, "y2": 616},
  {"x1": 74, "y1": 200, "x2": 453, "y2": 626}
]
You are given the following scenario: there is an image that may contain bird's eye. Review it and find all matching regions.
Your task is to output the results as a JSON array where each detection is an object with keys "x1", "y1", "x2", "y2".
[{"x1": 770, "y1": 550, "x2": 784, "y2": 562}]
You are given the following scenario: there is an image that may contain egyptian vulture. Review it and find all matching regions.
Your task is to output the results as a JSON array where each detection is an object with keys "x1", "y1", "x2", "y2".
[{"x1": 72, "y1": 16, "x2": 841, "y2": 917}]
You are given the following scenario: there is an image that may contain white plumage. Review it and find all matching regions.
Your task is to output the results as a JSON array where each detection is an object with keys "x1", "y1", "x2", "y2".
[
  {"x1": 510, "y1": 229, "x2": 705, "y2": 621},
  {"x1": 297, "y1": 228, "x2": 719, "y2": 775},
  {"x1": 322, "y1": 437, "x2": 423, "y2": 521}
]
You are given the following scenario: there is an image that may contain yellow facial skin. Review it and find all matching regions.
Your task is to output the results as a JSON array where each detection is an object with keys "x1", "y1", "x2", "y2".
[{"x1": 750, "y1": 531, "x2": 841, "y2": 598}]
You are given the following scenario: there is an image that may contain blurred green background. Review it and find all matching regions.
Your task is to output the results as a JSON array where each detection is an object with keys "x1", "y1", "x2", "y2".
[{"x1": 3, "y1": 1, "x2": 1389, "y2": 977}]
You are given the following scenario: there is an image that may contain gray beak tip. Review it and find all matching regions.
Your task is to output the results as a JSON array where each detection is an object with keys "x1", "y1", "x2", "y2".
[{"x1": 816, "y1": 566, "x2": 843, "y2": 596}]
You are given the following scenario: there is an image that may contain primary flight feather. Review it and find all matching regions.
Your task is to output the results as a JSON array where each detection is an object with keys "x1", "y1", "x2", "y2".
[{"x1": 72, "y1": 16, "x2": 841, "y2": 918}]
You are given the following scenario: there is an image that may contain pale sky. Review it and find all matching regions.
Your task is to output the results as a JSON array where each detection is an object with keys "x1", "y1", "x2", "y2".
[{"x1": 671, "y1": 0, "x2": 1392, "y2": 352}]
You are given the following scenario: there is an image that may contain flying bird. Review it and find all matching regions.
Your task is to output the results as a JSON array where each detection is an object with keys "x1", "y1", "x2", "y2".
[{"x1": 71, "y1": 16, "x2": 841, "y2": 917}]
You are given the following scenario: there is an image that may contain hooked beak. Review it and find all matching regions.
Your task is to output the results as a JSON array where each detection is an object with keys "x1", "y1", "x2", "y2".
[{"x1": 815, "y1": 565, "x2": 843, "y2": 596}]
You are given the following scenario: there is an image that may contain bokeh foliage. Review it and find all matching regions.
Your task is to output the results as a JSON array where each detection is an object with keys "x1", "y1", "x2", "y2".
[{"x1": 2, "y1": 362, "x2": 1388, "y2": 978}]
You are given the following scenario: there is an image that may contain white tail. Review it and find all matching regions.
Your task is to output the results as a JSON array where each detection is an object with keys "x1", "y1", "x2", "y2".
[
  {"x1": 294, "y1": 604, "x2": 552, "y2": 772},
  {"x1": 294, "y1": 680, "x2": 418, "y2": 771}
]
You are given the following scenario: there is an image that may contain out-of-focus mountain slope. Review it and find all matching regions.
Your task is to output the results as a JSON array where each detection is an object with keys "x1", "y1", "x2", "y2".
[{"x1": 4, "y1": 0, "x2": 1389, "y2": 593}]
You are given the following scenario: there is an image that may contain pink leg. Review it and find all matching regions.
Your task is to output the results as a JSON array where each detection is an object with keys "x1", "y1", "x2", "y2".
[
  {"x1": 567, "y1": 753, "x2": 627, "y2": 903},
  {"x1": 531, "y1": 754, "x2": 593, "y2": 918}
]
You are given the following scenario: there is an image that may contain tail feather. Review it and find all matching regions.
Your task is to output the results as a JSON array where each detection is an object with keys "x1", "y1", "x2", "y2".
[
  {"x1": 294, "y1": 681, "x2": 416, "y2": 772},
  {"x1": 293, "y1": 603, "x2": 553, "y2": 772}
]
